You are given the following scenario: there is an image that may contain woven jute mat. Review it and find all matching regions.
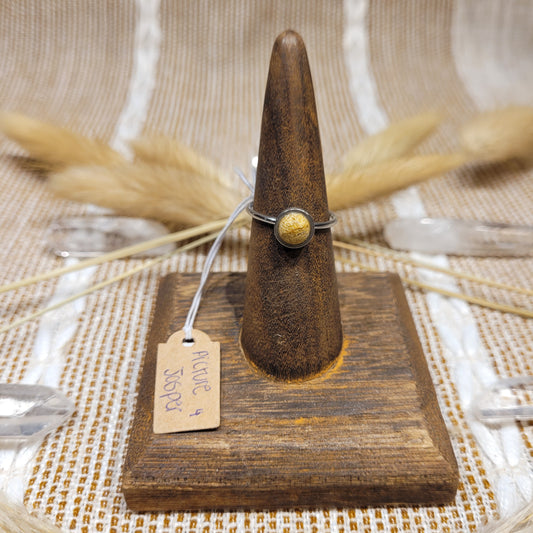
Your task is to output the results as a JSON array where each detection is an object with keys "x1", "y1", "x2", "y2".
[{"x1": 0, "y1": 1, "x2": 531, "y2": 531}]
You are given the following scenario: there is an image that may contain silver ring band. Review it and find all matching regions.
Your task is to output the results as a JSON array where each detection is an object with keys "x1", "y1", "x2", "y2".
[
  {"x1": 247, "y1": 204, "x2": 337, "y2": 228},
  {"x1": 247, "y1": 204, "x2": 336, "y2": 248}
]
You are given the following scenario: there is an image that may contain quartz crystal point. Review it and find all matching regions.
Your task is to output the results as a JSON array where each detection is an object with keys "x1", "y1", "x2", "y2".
[
  {"x1": 472, "y1": 377, "x2": 533, "y2": 424},
  {"x1": 384, "y1": 217, "x2": 533, "y2": 256},
  {"x1": 0, "y1": 384, "x2": 74, "y2": 441},
  {"x1": 46, "y1": 216, "x2": 175, "y2": 258}
]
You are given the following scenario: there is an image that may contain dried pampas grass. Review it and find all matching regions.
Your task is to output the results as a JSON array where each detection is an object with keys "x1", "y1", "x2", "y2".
[
  {"x1": 0, "y1": 112, "x2": 123, "y2": 170},
  {"x1": 327, "y1": 153, "x2": 468, "y2": 210},
  {"x1": 49, "y1": 162, "x2": 241, "y2": 227},
  {"x1": 340, "y1": 111, "x2": 443, "y2": 172},
  {"x1": 131, "y1": 136, "x2": 234, "y2": 189},
  {"x1": 329, "y1": 105, "x2": 533, "y2": 208},
  {"x1": 1, "y1": 107, "x2": 533, "y2": 228},
  {"x1": 460, "y1": 105, "x2": 533, "y2": 163}
]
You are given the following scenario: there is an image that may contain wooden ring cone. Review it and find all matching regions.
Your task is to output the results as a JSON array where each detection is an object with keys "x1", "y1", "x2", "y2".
[{"x1": 241, "y1": 30, "x2": 343, "y2": 381}]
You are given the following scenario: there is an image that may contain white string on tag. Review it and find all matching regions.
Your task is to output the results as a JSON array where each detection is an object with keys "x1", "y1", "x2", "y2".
[
  {"x1": 182, "y1": 187, "x2": 253, "y2": 342},
  {"x1": 234, "y1": 166, "x2": 255, "y2": 192}
]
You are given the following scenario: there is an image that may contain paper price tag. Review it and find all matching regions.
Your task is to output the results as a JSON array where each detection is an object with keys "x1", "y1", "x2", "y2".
[{"x1": 153, "y1": 329, "x2": 220, "y2": 434}]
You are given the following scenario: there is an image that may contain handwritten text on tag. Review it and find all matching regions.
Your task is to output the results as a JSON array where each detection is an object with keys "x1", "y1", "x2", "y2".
[{"x1": 153, "y1": 329, "x2": 220, "y2": 434}]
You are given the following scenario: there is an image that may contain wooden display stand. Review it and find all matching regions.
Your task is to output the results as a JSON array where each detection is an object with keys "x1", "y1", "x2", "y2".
[
  {"x1": 123, "y1": 272, "x2": 458, "y2": 510},
  {"x1": 122, "y1": 30, "x2": 458, "y2": 510}
]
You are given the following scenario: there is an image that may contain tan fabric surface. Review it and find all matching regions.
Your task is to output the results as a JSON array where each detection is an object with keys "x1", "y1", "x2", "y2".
[{"x1": 0, "y1": 1, "x2": 532, "y2": 531}]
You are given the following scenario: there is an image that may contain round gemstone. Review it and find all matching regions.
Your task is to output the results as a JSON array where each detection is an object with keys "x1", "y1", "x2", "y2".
[{"x1": 275, "y1": 209, "x2": 314, "y2": 248}]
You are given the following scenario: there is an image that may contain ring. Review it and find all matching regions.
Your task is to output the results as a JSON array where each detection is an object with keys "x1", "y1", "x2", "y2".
[{"x1": 247, "y1": 204, "x2": 337, "y2": 248}]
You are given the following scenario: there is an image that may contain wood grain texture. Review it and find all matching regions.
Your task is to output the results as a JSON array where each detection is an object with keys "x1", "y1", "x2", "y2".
[
  {"x1": 122, "y1": 272, "x2": 459, "y2": 511},
  {"x1": 241, "y1": 30, "x2": 343, "y2": 380}
]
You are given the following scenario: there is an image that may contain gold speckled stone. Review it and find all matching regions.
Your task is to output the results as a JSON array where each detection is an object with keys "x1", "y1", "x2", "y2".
[{"x1": 276, "y1": 211, "x2": 312, "y2": 246}]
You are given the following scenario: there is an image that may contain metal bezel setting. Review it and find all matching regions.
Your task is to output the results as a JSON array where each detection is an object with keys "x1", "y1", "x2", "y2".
[
  {"x1": 247, "y1": 203, "x2": 337, "y2": 249},
  {"x1": 273, "y1": 208, "x2": 315, "y2": 248}
]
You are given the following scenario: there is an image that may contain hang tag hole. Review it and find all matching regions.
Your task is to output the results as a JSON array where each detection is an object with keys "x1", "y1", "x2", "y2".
[{"x1": 182, "y1": 338, "x2": 195, "y2": 346}]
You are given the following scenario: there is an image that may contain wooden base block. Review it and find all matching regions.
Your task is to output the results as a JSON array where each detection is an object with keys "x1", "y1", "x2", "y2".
[{"x1": 123, "y1": 272, "x2": 458, "y2": 511}]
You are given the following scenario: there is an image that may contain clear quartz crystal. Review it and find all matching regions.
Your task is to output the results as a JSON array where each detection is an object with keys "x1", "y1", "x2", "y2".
[
  {"x1": 46, "y1": 216, "x2": 175, "y2": 258},
  {"x1": 480, "y1": 501, "x2": 533, "y2": 533},
  {"x1": 0, "y1": 384, "x2": 74, "y2": 441},
  {"x1": 472, "y1": 377, "x2": 533, "y2": 423},
  {"x1": 384, "y1": 217, "x2": 533, "y2": 256}
]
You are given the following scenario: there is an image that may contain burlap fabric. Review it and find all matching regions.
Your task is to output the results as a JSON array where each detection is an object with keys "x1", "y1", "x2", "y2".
[{"x1": 0, "y1": 1, "x2": 532, "y2": 531}]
